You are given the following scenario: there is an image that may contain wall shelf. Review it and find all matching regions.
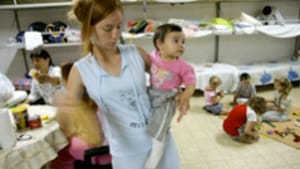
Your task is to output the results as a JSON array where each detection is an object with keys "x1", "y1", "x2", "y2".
[
  {"x1": 0, "y1": 2, "x2": 71, "y2": 10},
  {"x1": 0, "y1": 0, "x2": 299, "y2": 77}
]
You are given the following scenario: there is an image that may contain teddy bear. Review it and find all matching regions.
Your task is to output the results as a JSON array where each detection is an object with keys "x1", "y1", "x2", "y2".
[{"x1": 46, "y1": 21, "x2": 68, "y2": 43}]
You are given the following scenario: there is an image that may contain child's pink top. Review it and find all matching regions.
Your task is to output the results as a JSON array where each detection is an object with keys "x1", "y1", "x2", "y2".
[
  {"x1": 51, "y1": 137, "x2": 111, "y2": 169},
  {"x1": 150, "y1": 50, "x2": 196, "y2": 90},
  {"x1": 69, "y1": 137, "x2": 111, "y2": 165},
  {"x1": 204, "y1": 87, "x2": 216, "y2": 106},
  {"x1": 51, "y1": 110, "x2": 110, "y2": 169}
]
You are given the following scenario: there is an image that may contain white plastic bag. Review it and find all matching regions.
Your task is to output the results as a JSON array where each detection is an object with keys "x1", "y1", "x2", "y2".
[
  {"x1": 0, "y1": 73, "x2": 15, "y2": 107},
  {"x1": 0, "y1": 108, "x2": 17, "y2": 149}
]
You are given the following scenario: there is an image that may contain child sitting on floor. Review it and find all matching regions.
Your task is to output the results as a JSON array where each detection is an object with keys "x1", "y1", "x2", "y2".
[
  {"x1": 203, "y1": 75, "x2": 230, "y2": 115},
  {"x1": 262, "y1": 76, "x2": 292, "y2": 122},
  {"x1": 231, "y1": 72, "x2": 256, "y2": 105},
  {"x1": 223, "y1": 96, "x2": 267, "y2": 143}
]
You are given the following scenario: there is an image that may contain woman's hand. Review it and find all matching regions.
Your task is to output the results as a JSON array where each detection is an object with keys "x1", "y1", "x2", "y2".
[{"x1": 53, "y1": 91, "x2": 81, "y2": 114}]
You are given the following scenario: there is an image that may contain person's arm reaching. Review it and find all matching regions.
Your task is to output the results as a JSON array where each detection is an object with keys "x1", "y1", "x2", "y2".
[{"x1": 177, "y1": 83, "x2": 195, "y2": 122}]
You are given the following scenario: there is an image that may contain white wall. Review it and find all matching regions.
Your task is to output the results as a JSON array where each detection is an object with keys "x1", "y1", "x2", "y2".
[
  {"x1": 0, "y1": 10, "x2": 19, "y2": 74},
  {"x1": 220, "y1": 1, "x2": 299, "y2": 20},
  {"x1": 218, "y1": 1, "x2": 300, "y2": 64},
  {"x1": 218, "y1": 35, "x2": 296, "y2": 64}
]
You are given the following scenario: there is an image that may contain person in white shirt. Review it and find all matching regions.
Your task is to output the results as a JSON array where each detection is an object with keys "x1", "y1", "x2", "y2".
[{"x1": 23, "y1": 49, "x2": 63, "y2": 105}]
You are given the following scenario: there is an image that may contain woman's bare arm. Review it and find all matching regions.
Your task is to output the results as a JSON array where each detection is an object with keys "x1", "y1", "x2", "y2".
[
  {"x1": 137, "y1": 46, "x2": 151, "y2": 72},
  {"x1": 67, "y1": 66, "x2": 84, "y2": 99}
]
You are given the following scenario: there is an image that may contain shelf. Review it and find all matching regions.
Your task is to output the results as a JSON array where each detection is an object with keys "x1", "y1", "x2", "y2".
[
  {"x1": 43, "y1": 41, "x2": 81, "y2": 47},
  {"x1": 125, "y1": 23, "x2": 300, "y2": 38},
  {"x1": 5, "y1": 41, "x2": 81, "y2": 49},
  {"x1": 0, "y1": 0, "x2": 298, "y2": 77},
  {"x1": 0, "y1": 0, "x2": 298, "y2": 10},
  {"x1": 0, "y1": 0, "x2": 223, "y2": 10},
  {"x1": 0, "y1": 0, "x2": 146, "y2": 10},
  {"x1": 5, "y1": 23, "x2": 299, "y2": 50},
  {"x1": 0, "y1": 2, "x2": 72, "y2": 10}
]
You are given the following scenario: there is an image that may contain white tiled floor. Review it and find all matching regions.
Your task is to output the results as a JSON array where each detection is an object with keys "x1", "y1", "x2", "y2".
[{"x1": 172, "y1": 87, "x2": 300, "y2": 169}]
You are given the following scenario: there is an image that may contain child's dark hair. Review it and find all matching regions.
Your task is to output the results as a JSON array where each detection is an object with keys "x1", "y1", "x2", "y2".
[
  {"x1": 153, "y1": 23, "x2": 182, "y2": 50},
  {"x1": 248, "y1": 96, "x2": 267, "y2": 115},
  {"x1": 30, "y1": 49, "x2": 54, "y2": 66},
  {"x1": 240, "y1": 72, "x2": 251, "y2": 81}
]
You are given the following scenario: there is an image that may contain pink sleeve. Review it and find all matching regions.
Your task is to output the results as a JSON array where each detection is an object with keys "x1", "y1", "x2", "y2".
[{"x1": 180, "y1": 62, "x2": 196, "y2": 85}]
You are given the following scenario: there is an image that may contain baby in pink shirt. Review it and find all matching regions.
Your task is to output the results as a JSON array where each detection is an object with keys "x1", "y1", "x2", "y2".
[{"x1": 146, "y1": 23, "x2": 196, "y2": 169}]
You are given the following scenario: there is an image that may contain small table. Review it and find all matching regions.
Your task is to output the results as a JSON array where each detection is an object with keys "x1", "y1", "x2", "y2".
[{"x1": 0, "y1": 106, "x2": 68, "y2": 169}]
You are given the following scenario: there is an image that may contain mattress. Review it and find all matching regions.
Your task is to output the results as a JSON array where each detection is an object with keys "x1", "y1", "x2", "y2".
[
  {"x1": 191, "y1": 59, "x2": 299, "y2": 92},
  {"x1": 256, "y1": 24, "x2": 300, "y2": 38},
  {"x1": 236, "y1": 59, "x2": 300, "y2": 86},
  {"x1": 192, "y1": 63, "x2": 240, "y2": 93}
]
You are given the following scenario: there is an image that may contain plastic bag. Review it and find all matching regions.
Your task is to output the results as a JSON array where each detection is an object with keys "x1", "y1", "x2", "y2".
[{"x1": 0, "y1": 73, "x2": 15, "y2": 107}]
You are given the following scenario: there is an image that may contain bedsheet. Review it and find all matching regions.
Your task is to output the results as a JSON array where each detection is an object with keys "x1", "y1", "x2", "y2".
[
  {"x1": 236, "y1": 59, "x2": 300, "y2": 86},
  {"x1": 256, "y1": 24, "x2": 300, "y2": 38},
  {"x1": 192, "y1": 63, "x2": 240, "y2": 93}
]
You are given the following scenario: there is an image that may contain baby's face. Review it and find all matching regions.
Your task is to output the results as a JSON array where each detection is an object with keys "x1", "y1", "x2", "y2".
[{"x1": 158, "y1": 31, "x2": 185, "y2": 60}]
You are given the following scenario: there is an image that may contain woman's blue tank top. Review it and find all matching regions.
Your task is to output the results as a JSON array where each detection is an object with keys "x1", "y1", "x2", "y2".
[{"x1": 75, "y1": 44, "x2": 152, "y2": 156}]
